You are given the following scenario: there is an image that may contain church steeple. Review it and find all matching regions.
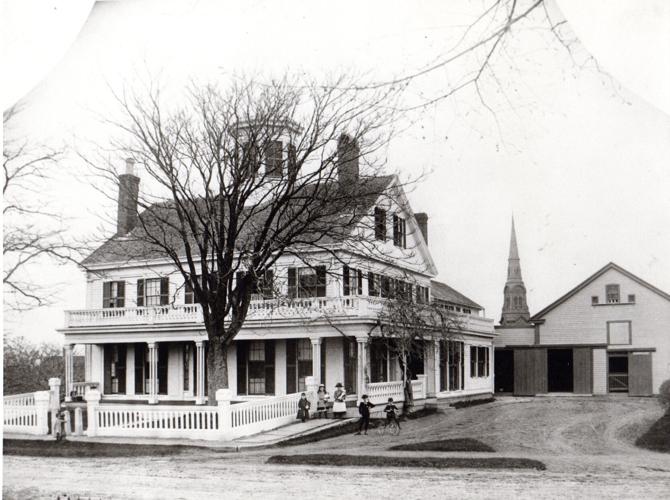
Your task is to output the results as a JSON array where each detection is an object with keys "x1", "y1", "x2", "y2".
[{"x1": 501, "y1": 217, "x2": 531, "y2": 326}]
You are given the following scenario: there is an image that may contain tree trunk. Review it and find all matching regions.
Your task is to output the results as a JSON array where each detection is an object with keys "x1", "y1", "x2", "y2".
[{"x1": 206, "y1": 337, "x2": 228, "y2": 405}]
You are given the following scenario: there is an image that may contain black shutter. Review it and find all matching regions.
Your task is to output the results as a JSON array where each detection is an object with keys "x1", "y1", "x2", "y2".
[
  {"x1": 102, "y1": 282, "x2": 111, "y2": 308},
  {"x1": 265, "y1": 340, "x2": 275, "y2": 395},
  {"x1": 320, "y1": 340, "x2": 327, "y2": 387},
  {"x1": 357, "y1": 270, "x2": 363, "y2": 295},
  {"x1": 368, "y1": 271, "x2": 376, "y2": 296},
  {"x1": 117, "y1": 281, "x2": 125, "y2": 307},
  {"x1": 392, "y1": 214, "x2": 399, "y2": 245},
  {"x1": 286, "y1": 339, "x2": 297, "y2": 394},
  {"x1": 288, "y1": 268, "x2": 297, "y2": 298},
  {"x1": 343, "y1": 266, "x2": 350, "y2": 296},
  {"x1": 136, "y1": 279, "x2": 145, "y2": 307},
  {"x1": 117, "y1": 344, "x2": 127, "y2": 394},
  {"x1": 316, "y1": 266, "x2": 326, "y2": 297},
  {"x1": 237, "y1": 341, "x2": 248, "y2": 395},
  {"x1": 287, "y1": 143, "x2": 297, "y2": 178},
  {"x1": 160, "y1": 277, "x2": 169, "y2": 305},
  {"x1": 103, "y1": 345, "x2": 112, "y2": 394}
]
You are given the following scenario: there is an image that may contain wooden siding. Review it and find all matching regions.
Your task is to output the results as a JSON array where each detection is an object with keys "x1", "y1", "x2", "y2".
[
  {"x1": 592, "y1": 348, "x2": 607, "y2": 394},
  {"x1": 573, "y1": 347, "x2": 592, "y2": 394},
  {"x1": 629, "y1": 352, "x2": 653, "y2": 396},
  {"x1": 513, "y1": 348, "x2": 547, "y2": 396}
]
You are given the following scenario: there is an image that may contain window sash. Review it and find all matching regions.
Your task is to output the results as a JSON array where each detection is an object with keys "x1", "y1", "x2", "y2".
[
  {"x1": 606, "y1": 284, "x2": 620, "y2": 304},
  {"x1": 265, "y1": 140, "x2": 283, "y2": 178},
  {"x1": 374, "y1": 207, "x2": 387, "y2": 240},
  {"x1": 103, "y1": 281, "x2": 125, "y2": 308}
]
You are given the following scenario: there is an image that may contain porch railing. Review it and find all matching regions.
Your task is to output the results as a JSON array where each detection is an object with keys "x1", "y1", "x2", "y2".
[
  {"x1": 366, "y1": 375, "x2": 426, "y2": 405},
  {"x1": 72, "y1": 382, "x2": 99, "y2": 399},
  {"x1": 230, "y1": 391, "x2": 307, "y2": 439},
  {"x1": 3, "y1": 392, "x2": 35, "y2": 407},
  {"x1": 65, "y1": 297, "x2": 368, "y2": 328}
]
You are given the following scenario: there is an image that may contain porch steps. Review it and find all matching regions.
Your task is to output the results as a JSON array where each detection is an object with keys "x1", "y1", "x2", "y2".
[{"x1": 230, "y1": 418, "x2": 355, "y2": 448}]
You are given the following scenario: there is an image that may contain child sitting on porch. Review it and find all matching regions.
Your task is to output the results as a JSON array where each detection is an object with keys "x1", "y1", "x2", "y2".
[{"x1": 297, "y1": 393, "x2": 311, "y2": 422}]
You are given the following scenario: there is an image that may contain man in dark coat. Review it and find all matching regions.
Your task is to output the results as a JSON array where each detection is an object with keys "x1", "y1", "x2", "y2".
[{"x1": 355, "y1": 394, "x2": 374, "y2": 435}]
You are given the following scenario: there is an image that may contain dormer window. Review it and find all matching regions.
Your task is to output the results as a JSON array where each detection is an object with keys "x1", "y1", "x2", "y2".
[
  {"x1": 393, "y1": 214, "x2": 406, "y2": 248},
  {"x1": 606, "y1": 284, "x2": 620, "y2": 304},
  {"x1": 266, "y1": 140, "x2": 283, "y2": 178}
]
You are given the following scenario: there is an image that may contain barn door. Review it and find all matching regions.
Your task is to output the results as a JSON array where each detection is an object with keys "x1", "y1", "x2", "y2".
[
  {"x1": 572, "y1": 348, "x2": 592, "y2": 394},
  {"x1": 628, "y1": 352, "x2": 653, "y2": 396}
]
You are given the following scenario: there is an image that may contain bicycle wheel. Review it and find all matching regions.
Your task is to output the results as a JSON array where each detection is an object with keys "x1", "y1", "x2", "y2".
[{"x1": 388, "y1": 420, "x2": 400, "y2": 436}]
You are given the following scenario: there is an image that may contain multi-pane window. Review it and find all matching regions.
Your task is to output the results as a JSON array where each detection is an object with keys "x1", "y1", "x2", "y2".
[
  {"x1": 183, "y1": 343, "x2": 191, "y2": 392},
  {"x1": 416, "y1": 285, "x2": 429, "y2": 304},
  {"x1": 440, "y1": 340, "x2": 464, "y2": 392},
  {"x1": 374, "y1": 207, "x2": 387, "y2": 240},
  {"x1": 237, "y1": 270, "x2": 275, "y2": 300},
  {"x1": 368, "y1": 271, "x2": 380, "y2": 296},
  {"x1": 470, "y1": 346, "x2": 489, "y2": 378},
  {"x1": 606, "y1": 284, "x2": 620, "y2": 304},
  {"x1": 241, "y1": 142, "x2": 260, "y2": 178},
  {"x1": 287, "y1": 143, "x2": 298, "y2": 178},
  {"x1": 104, "y1": 344, "x2": 126, "y2": 394},
  {"x1": 102, "y1": 281, "x2": 125, "y2": 308},
  {"x1": 288, "y1": 266, "x2": 326, "y2": 298},
  {"x1": 286, "y1": 339, "x2": 313, "y2": 393},
  {"x1": 627, "y1": 294, "x2": 636, "y2": 303},
  {"x1": 137, "y1": 278, "x2": 169, "y2": 307},
  {"x1": 184, "y1": 276, "x2": 200, "y2": 304},
  {"x1": 248, "y1": 341, "x2": 267, "y2": 395},
  {"x1": 343, "y1": 266, "x2": 363, "y2": 296},
  {"x1": 266, "y1": 140, "x2": 283, "y2": 178},
  {"x1": 392, "y1": 214, "x2": 406, "y2": 248}
]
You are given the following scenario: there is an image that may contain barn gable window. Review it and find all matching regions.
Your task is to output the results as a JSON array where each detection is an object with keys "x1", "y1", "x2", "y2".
[{"x1": 606, "y1": 284, "x2": 620, "y2": 304}]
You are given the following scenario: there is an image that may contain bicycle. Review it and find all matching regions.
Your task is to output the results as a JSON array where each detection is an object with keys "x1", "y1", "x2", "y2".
[{"x1": 375, "y1": 412, "x2": 401, "y2": 436}]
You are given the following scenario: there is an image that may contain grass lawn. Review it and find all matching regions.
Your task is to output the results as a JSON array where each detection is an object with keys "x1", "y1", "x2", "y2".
[
  {"x1": 267, "y1": 454, "x2": 546, "y2": 470},
  {"x1": 3, "y1": 439, "x2": 198, "y2": 458},
  {"x1": 635, "y1": 409, "x2": 670, "y2": 453},
  {"x1": 389, "y1": 438, "x2": 495, "y2": 452}
]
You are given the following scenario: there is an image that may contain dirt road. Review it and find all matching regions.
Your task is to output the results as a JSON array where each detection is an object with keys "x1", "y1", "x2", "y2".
[{"x1": 4, "y1": 397, "x2": 670, "y2": 499}]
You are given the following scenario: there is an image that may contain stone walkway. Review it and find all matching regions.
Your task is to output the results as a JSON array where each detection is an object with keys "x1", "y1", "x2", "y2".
[{"x1": 4, "y1": 417, "x2": 354, "y2": 451}]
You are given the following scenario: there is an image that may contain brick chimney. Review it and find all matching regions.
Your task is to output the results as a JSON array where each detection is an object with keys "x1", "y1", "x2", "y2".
[
  {"x1": 116, "y1": 158, "x2": 140, "y2": 236},
  {"x1": 337, "y1": 134, "x2": 359, "y2": 187},
  {"x1": 415, "y1": 212, "x2": 428, "y2": 244}
]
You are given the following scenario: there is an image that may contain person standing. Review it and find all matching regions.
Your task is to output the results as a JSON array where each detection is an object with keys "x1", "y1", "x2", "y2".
[
  {"x1": 332, "y1": 382, "x2": 347, "y2": 418},
  {"x1": 355, "y1": 394, "x2": 374, "y2": 435},
  {"x1": 297, "y1": 393, "x2": 311, "y2": 422},
  {"x1": 316, "y1": 384, "x2": 330, "y2": 418}
]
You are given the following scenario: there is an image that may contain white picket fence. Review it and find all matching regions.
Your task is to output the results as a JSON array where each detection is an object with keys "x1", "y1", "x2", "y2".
[
  {"x1": 230, "y1": 392, "x2": 304, "y2": 439},
  {"x1": 3, "y1": 390, "x2": 51, "y2": 435},
  {"x1": 85, "y1": 389, "x2": 312, "y2": 441},
  {"x1": 365, "y1": 375, "x2": 427, "y2": 406}
]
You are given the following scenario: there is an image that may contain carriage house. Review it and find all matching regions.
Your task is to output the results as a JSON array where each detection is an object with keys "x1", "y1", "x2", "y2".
[{"x1": 58, "y1": 146, "x2": 495, "y2": 423}]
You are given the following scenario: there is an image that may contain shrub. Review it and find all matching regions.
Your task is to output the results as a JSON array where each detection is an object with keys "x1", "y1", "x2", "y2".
[{"x1": 658, "y1": 379, "x2": 670, "y2": 408}]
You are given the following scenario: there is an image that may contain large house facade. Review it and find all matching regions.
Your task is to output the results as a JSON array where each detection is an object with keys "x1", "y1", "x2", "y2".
[
  {"x1": 58, "y1": 143, "x2": 495, "y2": 414},
  {"x1": 495, "y1": 221, "x2": 670, "y2": 396}
]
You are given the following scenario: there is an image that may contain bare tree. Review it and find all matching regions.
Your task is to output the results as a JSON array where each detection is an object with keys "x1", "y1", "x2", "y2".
[
  {"x1": 375, "y1": 291, "x2": 463, "y2": 411},
  {"x1": 86, "y1": 75, "x2": 407, "y2": 400},
  {"x1": 3, "y1": 106, "x2": 81, "y2": 310}
]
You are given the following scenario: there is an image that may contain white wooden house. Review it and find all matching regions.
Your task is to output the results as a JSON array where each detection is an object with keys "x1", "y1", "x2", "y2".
[{"x1": 56, "y1": 147, "x2": 494, "y2": 440}]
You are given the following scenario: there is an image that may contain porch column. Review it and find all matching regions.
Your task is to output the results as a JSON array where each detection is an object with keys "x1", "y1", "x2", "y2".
[
  {"x1": 195, "y1": 340, "x2": 206, "y2": 405},
  {"x1": 147, "y1": 342, "x2": 158, "y2": 404},
  {"x1": 310, "y1": 337, "x2": 322, "y2": 384},
  {"x1": 64, "y1": 344, "x2": 74, "y2": 402},
  {"x1": 434, "y1": 339, "x2": 441, "y2": 394},
  {"x1": 356, "y1": 336, "x2": 368, "y2": 399}
]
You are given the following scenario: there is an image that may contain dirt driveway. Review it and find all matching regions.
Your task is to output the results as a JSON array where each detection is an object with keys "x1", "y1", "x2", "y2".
[{"x1": 4, "y1": 397, "x2": 670, "y2": 499}]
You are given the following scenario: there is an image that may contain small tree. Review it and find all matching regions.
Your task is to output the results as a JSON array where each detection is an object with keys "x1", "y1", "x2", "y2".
[
  {"x1": 376, "y1": 290, "x2": 463, "y2": 411},
  {"x1": 86, "y1": 75, "x2": 403, "y2": 399},
  {"x1": 3, "y1": 106, "x2": 81, "y2": 310}
]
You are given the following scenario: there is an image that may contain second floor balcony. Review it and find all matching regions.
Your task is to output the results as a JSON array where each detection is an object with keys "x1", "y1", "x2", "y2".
[{"x1": 63, "y1": 296, "x2": 494, "y2": 334}]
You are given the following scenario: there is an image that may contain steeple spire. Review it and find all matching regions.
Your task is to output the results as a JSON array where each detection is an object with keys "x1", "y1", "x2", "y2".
[{"x1": 501, "y1": 217, "x2": 531, "y2": 327}]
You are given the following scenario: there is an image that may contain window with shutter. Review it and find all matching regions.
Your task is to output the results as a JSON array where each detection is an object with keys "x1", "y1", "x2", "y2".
[
  {"x1": 288, "y1": 268, "x2": 297, "y2": 298},
  {"x1": 393, "y1": 215, "x2": 406, "y2": 248},
  {"x1": 264, "y1": 340, "x2": 275, "y2": 395},
  {"x1": 237, "y1": 341, "x2": 248, "y2": 395},
  {"x1": 102, "y1": 281, "x2": 125, "y2": 308},
  {"x1": 343, "y1": 266, "x2": 350, "y2": 296},
  {"x1": 286, "y1": 339, "x2": 297, "y2": 394},
  {"x1": 287, "y1": 143, "x2": 297, "y2": 177},
  {"x1": 368, "y1": 271, "x2": 377, "y2": 296},
  {"x1": 137, "y1": 279, "x2": 145, "y2": 307},
  {"x1": 265, "y1": 140, "x2": 283, "y2": 178}
]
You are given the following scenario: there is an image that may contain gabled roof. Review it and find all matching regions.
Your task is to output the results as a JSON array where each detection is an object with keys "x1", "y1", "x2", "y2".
[
  {"x1": 431, "y1": 280, "x2": 483, "y2": 310},
  {"x1": 83, "y1": 175, "x2": 396, "y2": 267},
  {"x1": 531, "y1": 262, "x2": 670, "y2": 320}
]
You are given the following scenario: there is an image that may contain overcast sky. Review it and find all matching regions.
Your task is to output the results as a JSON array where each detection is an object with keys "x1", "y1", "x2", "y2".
[{"x1": 4, "y1": 0, "x2": 670, "y2": 344}]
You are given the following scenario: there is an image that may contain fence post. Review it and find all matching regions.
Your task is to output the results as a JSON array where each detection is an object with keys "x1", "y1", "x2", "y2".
[
  {"x1": 34, "y1": 391, "x2": 50, "y2": 435},
  {"x1": 305, "y1": 376, "x2": 319, "y2": 413},
  {"x1": 48, "y1": 378, "x2": 61, "y2": 412},
  {"x1": 417, "y1": 374, "x2": 427, "y2": 400},
  {"x1": 85, "y1": 389, "x2": 101, "y2": 437},
  {"x1": 216, "y1": 388, "x2": 233, "y2": 440},
  {"x1": 74, "y1": 407, "x2": 84, "y2": 436}
]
